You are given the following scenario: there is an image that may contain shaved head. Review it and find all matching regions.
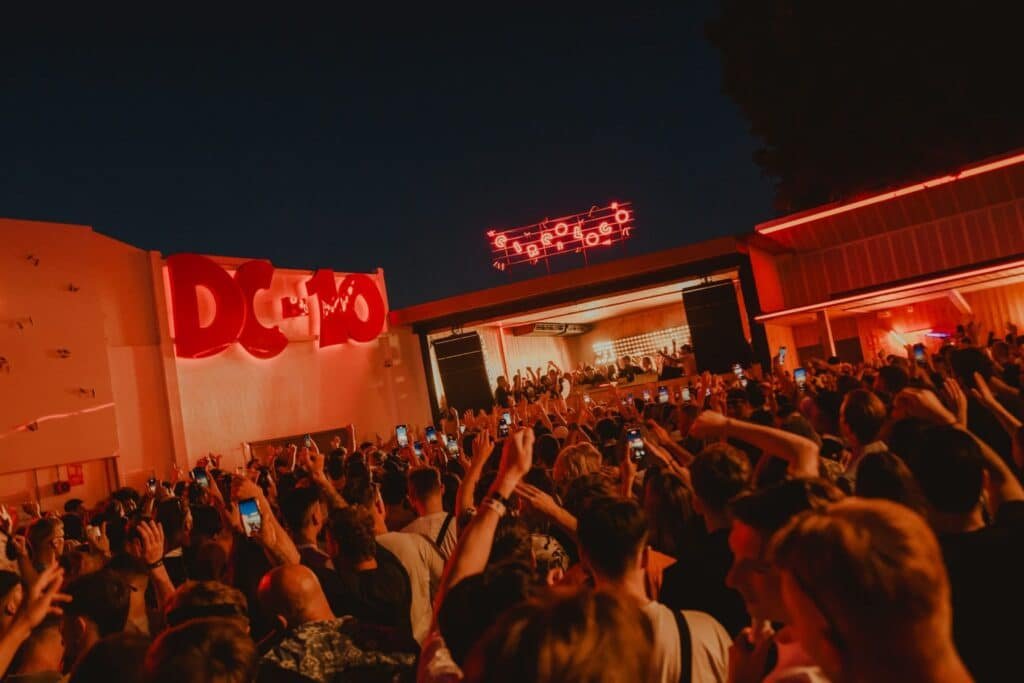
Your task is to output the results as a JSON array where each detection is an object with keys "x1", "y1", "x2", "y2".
[{"x1": 257, "y1": 564, "x2": 333, "y2": 628}]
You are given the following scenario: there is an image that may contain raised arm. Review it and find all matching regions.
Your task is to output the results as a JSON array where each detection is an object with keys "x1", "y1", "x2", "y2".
[
  {"x1": 308, "y1": 450, "x2": 348, "y2": 512},
  {"x1": 515, "y1": 482, "x2": 578, "y2": 534},
  {"x1": 137, "y1": 520, "x2": 177, "y2": 609},
  {"x1": 455, "y1": 430, "x2": 495, "y2": 519},
  {"x1": 232, "y1": 478, "x2": 300, "y2": 566},
  {"x1": 971, "y1": 373, "x2": 1024, "y2": 442},
  {"x1": 534, "y1": 398, "x2": 555, "y2": 432},
  {"x1": 897, "y1": 386, "x2": 1024, "y2": 507},
  {"x1": 645, "y1": 419, "x2": 695, "y2": 467},
  {"x1": 689, "y1": 410, "x2": 819, "y2": 479},
  {"x1": 437, "y1": 428, "x2": 533, "y2": 608}
]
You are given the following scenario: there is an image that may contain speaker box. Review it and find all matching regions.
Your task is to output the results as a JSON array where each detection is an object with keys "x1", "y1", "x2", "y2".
[
  {"x1": 682, "y1": 282, "x2": 751, "y2": 374},
  {"x1": 433, "y1": 333, "x2": 495, "y2": 414}
]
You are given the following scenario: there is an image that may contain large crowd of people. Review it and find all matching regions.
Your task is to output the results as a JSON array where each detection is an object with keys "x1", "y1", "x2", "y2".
[
  {"x1": 496, "y1": 342, "x2": 697, "y2": 405},
  {"x1": 0, "y1": 323, "x2": 1021, "y2": 681}
]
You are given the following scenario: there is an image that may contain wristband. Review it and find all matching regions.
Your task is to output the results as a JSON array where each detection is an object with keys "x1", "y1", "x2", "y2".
[
  {"x1": 147, "y1": 559, "x2": 164, "y2": 569},
  {"x1": 489, "y1": 491, "x2": 512, "y2": 508},
  {"x1": 481, "y1": 497, "x2": 507, "y2": 517}
]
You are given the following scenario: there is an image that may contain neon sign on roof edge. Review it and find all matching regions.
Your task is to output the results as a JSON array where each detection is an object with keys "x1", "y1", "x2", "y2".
[{"x1": 487, "y1": 201, "x2": 634, "y2": 270}]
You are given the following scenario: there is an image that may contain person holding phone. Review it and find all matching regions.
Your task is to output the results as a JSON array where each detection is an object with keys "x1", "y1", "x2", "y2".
[
  {"x1": 626, "y1": 428, "x2": 646, "y2": 463},
  {"x1": 403, "y1": 468, "x2": 457, "y2": 561},
  {"x1": 395, "y1": 425, "x2": 410, "y2": 449},
  {"x1": 576, "y1": 499, "x2": 731, "y2": 682}
]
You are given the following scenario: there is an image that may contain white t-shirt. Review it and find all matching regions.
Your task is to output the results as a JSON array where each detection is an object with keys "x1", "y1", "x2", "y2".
[
  {"x1": 402, "y1": 511, "x2": 457, "y2": 562},
  {"x1": 642, "y1": 602, "x2": 731, "y2": 683},
  {"x1": 377, "y1": 531, "x2": 445, "y2": 645},
  {"x1": 763, "y1": 626, "x2": 831, "y2": 683}
]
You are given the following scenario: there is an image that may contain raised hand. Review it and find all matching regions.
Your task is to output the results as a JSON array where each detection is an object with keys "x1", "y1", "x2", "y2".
[
  {"x1": 644, "y1": 419, "x2": 673, "y2": 446},
  {"x1": 971, "y1": 372, "x2": 999, "y2": 409},
  {"x1": 137, "y1": 519, "x2": 166, "y2": 566},
  {"x1": 619, "y1": 445, "x2": 638, "y2": 493},
  {"x1": 497, "y1": 427, "x2": 534, "y2": 485},
  {"x1": 515, "y1": 482, "x2": 563, "y2": 519},
  {"x1": 474, "y1": 429, "x2": 495, "y2": 464},
  {"x1": 87, "y1": 521, "x2": 111, "y2": 557},
  {"x1": 16, "y1": 564, "x2": 70, "y2": 632},
  {"x1": 944, "y1": 378, "x2": 969, "y2": 427},
  {"x1": 307, "y1": 447, "x2": 326, "y2": 480}
]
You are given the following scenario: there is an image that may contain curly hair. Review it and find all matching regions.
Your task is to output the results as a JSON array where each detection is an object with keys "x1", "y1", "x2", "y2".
[{"x1": 327, "y1": 506, "x2": 376, "y2": 563}]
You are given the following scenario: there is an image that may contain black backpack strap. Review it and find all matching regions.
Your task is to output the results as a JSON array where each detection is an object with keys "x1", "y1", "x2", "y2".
[
  {"x1": 435, "y1": 512, "x2": 455, "y2": 549},
  {"x1": 673, "y1": 609, "x2": 692, "y2": 683}
]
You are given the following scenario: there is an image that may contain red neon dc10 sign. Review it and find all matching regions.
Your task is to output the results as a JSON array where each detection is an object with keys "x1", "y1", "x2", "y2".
[
  {"x1": 487, "y1": 201, "x2": 634, "y2": 270},
  {"x1": 166, "y1": 253, "x2": 387, "y2": 359}
]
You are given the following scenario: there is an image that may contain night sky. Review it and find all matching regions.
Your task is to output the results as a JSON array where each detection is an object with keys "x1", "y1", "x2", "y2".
[{"x1": 1, "y1": 6, "x2": 773, "y2": 308}]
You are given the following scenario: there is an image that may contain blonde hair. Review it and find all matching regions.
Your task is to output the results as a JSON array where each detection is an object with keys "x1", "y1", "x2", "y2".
[
  {"x1": 771, "y1": 498, "x2": 950, "y2": 649},
  {"x1": 463, "y1": 587, "x2": 654, "y2": 683},
  {"x1": 552, "y1": 443, "x2": 602, "y2": 492}
]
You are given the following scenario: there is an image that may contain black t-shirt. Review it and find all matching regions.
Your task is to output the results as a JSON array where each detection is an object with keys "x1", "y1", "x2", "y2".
[
  {"x1": 299, "y1": 545, "x2": 333, "y2": 573},
  {"x1": 659, "y1": 365, "x2": 684, "y2": 380},
  {"x1": 323, "y1": 546, "x2": 414, "y2": 641},
  {"x1": 494, "y1": 386, "x2": 511, "y2": 409},
  {"x1": 966, "y1": 395, "x2": 1015, "y2": 470},
  {"x1": 658, "y1": 528, "x2": 749, "y2": 637},
  {"x1": 681, "y1": 435, "x2": 704, "y2": 456},
  {"x1": 939, "y1": 500, "x2": 1024, "y2": 682}
]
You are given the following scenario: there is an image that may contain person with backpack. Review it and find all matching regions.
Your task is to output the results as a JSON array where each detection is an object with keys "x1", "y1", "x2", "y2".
[
  {"x1": 576, "y1": 497, "x2": 730, "y2": 683},
  {"x1": 403, "y1": 467, "x2": 457, "y2": 561}
]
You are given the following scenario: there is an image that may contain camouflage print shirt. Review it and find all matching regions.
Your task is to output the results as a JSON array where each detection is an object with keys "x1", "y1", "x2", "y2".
[{"x1": 261, "y1": 617, "x2": 417, "y2": 682}]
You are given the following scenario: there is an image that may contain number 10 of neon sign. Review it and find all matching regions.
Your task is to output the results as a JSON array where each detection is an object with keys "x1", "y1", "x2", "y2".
[{"x1": 487, "y1": 201, "x2": 634, "y2": 270}]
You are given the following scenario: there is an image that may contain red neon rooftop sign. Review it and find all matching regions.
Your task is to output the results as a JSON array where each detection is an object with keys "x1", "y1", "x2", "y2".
[{"x1": 487, "y1": 201, "x2": 634, "y2": 270}]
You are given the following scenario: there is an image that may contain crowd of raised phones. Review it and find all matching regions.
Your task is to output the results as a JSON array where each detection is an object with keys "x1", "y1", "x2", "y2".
[{"x1": 0, "y1": 321, "x2": 1022, "y2": 681}]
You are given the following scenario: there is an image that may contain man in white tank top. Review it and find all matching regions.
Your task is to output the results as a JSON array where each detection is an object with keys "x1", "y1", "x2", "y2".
[{"x1": 577, "y1": 497, "x2": 731, "y2": 682}]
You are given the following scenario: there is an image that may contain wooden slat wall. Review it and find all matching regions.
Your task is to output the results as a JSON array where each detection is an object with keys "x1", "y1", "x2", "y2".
[
  {"x1": 790, "y1": 316, "x2": 860, "y2": 349},
  {"x1": 775, "y1": 195, "x2": 1024, "y2": 309},
  {"x1": 963, "y1": 282, "x2": 1024, "y2": 334},
  {"x1": 764, "y1": 322, "x2": 798, "y2": 371},
  {"x1": 765, "y1": 161, "x2": 1024, "y2": 252}
]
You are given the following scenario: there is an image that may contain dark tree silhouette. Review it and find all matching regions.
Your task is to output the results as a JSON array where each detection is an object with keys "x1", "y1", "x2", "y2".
[{"x1": 707, "y1": 2, "x2": 1024, "y2": 213}]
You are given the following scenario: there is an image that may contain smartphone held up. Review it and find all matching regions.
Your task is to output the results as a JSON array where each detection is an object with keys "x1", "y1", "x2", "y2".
[
  {"x1": 239, "y1": 497, "x2": 262, "y2": 537},
  {"x1": 191, "y1": 467, "x2": 209, "y2": 488},
  {"x1": 627, "y1": 427, "x2": 646, "y2": 463}
]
